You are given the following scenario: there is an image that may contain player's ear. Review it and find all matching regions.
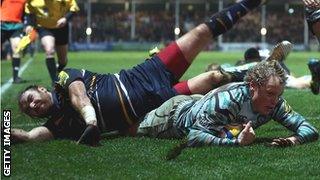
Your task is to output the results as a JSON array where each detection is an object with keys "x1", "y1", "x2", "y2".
[{"x1": 249, "y1": 81, "x2": 255, "y2": 91}]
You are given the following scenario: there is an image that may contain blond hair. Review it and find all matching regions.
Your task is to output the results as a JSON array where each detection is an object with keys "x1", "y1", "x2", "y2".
[{"x1": 244, "y1": 60, "x2": 287, "y2": 86}]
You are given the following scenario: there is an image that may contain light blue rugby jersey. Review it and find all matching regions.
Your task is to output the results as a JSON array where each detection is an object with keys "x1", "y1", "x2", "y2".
[{"x1": 175, "y1": 82, "x2": 318, "y2": 146}]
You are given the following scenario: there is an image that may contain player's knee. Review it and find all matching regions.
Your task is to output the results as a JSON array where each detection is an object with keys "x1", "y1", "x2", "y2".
[
  {"x1": 208, "y1": 70, "x2": 224, "y2": 85},
  {"x1": 44, "y1": 47, "x2": 55, "y2": 57},
  {"x1": 11, "y1": 47, "x2": 20, "y2": 58},
  {"x1": 193, "y1": 24, "x2": 212, "y2": 38},
  {"x1": 12, "y1": 53, "x2": 20, "y2": 58}
]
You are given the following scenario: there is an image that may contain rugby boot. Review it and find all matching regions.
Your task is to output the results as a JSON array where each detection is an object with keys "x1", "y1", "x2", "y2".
[{"x1": 308, "y1": 58, "x2": 320, "y2": 95}]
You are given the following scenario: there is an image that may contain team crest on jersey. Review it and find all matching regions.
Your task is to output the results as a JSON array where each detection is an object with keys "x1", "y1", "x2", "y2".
[{"x1": 58, "y1": 71, "x2": 69, "y2": 86}]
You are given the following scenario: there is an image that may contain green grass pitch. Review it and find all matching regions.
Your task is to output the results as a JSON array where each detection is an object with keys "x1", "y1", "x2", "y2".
[{"x1": 1, "y1": 51, "x2": 320, "y2": 179}]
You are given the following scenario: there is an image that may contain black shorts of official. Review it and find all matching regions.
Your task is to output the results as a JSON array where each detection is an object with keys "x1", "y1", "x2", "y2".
[
  {"x1": 1, "y1": 29, "x2": 23, "y2": 44},
  {"x1": 37, "y1": 25, "x2": 69, "y2": 45},
  {"x1": 305, "y1": 7, "x2": 320, "y2": 35}
]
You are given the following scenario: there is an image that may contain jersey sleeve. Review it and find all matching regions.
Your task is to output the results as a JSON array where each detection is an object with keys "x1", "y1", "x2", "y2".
[
  {"x1": 68, "y1": 0, "x2": 80, "y2": 12},
  {"x1": 42, "y1": 119, "x2": 60, "y2": 139},
  {"x1": 43, "y1": 115, "x2": 86, "y2": 140},
  {"x1": 56, "y1": 68, "x2": 84, "y2": 90},
  {"x1": 187, "y1": 122, "x2": 239, "y2": 147},
  {"x1": 272, "y1": 98, "x2": 319, "y2": 144},
  {"x1": 24, "y1": 2, "x2": 32, "y2": 14}
]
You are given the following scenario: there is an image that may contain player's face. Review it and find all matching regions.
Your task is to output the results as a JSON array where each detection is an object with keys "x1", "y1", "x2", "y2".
[
  {"x1": 250, "y1": 75, "x2": 284, "y2": 115},
  {"x1": 20, "y1": 87, "x2": 53, "y2": 118}
]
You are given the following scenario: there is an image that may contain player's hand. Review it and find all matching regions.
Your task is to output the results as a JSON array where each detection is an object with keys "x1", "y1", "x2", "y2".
[
  {"x1": 11, "y1": 129, "x2": 22, "y2": 144},
  {"x1": 303, "y1": 0, "x2": 320, "y2": 8},
  {"x1": 237, "y1": 121, "x2": 256, "y2": 146},
  {"x1": 77, "y1": 124, "x2": 101, "y2": 146},
  {"x1": 267, "y1": 137, "x2": 298, "y2": 147},
  {"x1": 56, "y1": 17, "x2": 67, "y2": 28},
  {"x1": 25, "y1": 26, "x2": 34, "y2": 34}
]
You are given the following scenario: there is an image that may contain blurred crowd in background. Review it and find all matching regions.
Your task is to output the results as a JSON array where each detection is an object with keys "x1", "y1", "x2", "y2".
[
  {"x1": 71, "y1": 2, "x2": 307, "y2": 44},
  {"x1": 1, "y1": 2, "x2": 316, "y2": 60}
]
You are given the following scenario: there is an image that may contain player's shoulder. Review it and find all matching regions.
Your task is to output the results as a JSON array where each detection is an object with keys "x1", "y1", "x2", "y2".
[
  {"x1": 271, "y1": 97, "x2": 293, "y2": 117},
  {"x1": 57, "y1": 68, "x2": 84, "y2": 88},
  {"x1": 214, "y1": 82, "x2": 249, "y2": 94},
  {"x1": 212, "y1": 82, "x2": 250, "y2": 102}
]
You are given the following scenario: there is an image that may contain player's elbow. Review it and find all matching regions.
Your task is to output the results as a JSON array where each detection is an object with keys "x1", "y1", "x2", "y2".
[
  {"x1": 309, "y1": 127, "x2": 319, "y2": 142},
  {"x1": 27, "y1": 132, "x2": 38, "y2": 142},
  {"x1": 301, "y1": 129, "x2": 319, "y2": 144},
  {"x1": 311, "y1": 130, "x2": 319, "y2": 141}
]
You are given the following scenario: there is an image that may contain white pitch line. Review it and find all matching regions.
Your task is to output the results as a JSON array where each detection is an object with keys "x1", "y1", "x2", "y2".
[{"x1": 1, "y1": 58, "x2": 34, "y2": 95}]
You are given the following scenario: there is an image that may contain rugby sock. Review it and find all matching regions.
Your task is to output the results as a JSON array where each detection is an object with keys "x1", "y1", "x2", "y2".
[
  {"x1": 173, "y1": 81, "x2": 191, "y2": 95},
  {"x1": 57, "y1": 63, "x2": 66, "y2": 73},
  {"x1": 158, "y1": 42, "x2": 190, "y2": 80},
  {"x1": 12, "y1": 58, "x2": 20, "y2": 80},
  {"x1": 46, "y1": 57, "x2": 57, "y2": 82},
  {"x1": 205, "y1": 0, "x2": 261, "y2": 37}
]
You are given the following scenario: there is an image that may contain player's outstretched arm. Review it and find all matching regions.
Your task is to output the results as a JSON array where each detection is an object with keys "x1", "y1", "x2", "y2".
[
  {"x1": 187, "y1": 121, "x2": 255, "y2": 147},
  {"x1": 68, "y1": 80, "x2": 97, "y2": 126},
  {"x1": 268, "y1": 120, "x2": 319, "y2": 147},
  {"x1": 11, "y1": 126, "x2": 54, "y2": 144},
  {"x1": 268, "y1": 136, "x2": 300, "y2": 147},
  {"x1": 272, "y1": 99, "x2": 319, "y2": 147},
  {"x1": 68, "y1": 80, "x2": 100, "y2": 145}
]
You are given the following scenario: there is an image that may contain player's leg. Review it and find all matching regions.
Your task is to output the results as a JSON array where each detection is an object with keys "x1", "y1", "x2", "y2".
[
  {"x1": 39, "y1": 28, "x2": 57, "y2": 83},
  {"x1": 56, "y1": 44, "x2": 68, "y2": 72},
  {"x1": 137, "y1": 95, "x2": 202, "y2": 138},
  {"x1": 177, "y1": 61, "x2": 259, "y2": 95},
  {"x1": 157, "y1": 0, "x2": 263, "y2": 81},
  {"x1": 306, "y1": 7, "x2": 320, "y2": 42},
  {"x1": 308, "y1": 58, "x2": 320, "y2": 95},
  {"x1": 175, "y1": 70, "x2": 227, "y2": 95},
  {"x1": 201, "y1": 40, "x2": 294, "y2": 90},
  {"x1": 10, "y1": 34, "x2": 23, "y2": 83},
  {"x1": 54, "y1": 25, "x2": 69, "y2": 72},
  {"x1": 285, "y1": 75, "x2": 311, "y2": 89},
  {"x1": 267, "y1": 40, "x2": 293, "y2": 62},
  {"x1": 1, "y1": 30, "x2": 14, "y2": 44}
]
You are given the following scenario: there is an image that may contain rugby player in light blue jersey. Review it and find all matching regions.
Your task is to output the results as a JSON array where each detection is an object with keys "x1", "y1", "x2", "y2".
[{"x1": 138, "y1": 60, "x2": 319, "y2": 147}]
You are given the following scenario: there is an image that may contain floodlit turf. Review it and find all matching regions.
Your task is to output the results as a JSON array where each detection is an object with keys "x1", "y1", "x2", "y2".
[{"x1": 1, "y1": 51, "x2": 320, "y2": 179}]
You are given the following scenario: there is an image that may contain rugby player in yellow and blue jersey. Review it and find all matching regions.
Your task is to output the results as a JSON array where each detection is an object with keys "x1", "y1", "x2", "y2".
[
  {"x1": 24, "y1": 0, "x2": 79, "y2": 83},
  {"x1": 12, "y1": 0, "x2": 269, "y2": 146}
]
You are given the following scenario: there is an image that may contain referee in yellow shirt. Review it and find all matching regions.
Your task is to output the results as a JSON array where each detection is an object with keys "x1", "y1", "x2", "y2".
[{"x1": 25, "y1": 0, "x2": 79, "y2": 83}]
